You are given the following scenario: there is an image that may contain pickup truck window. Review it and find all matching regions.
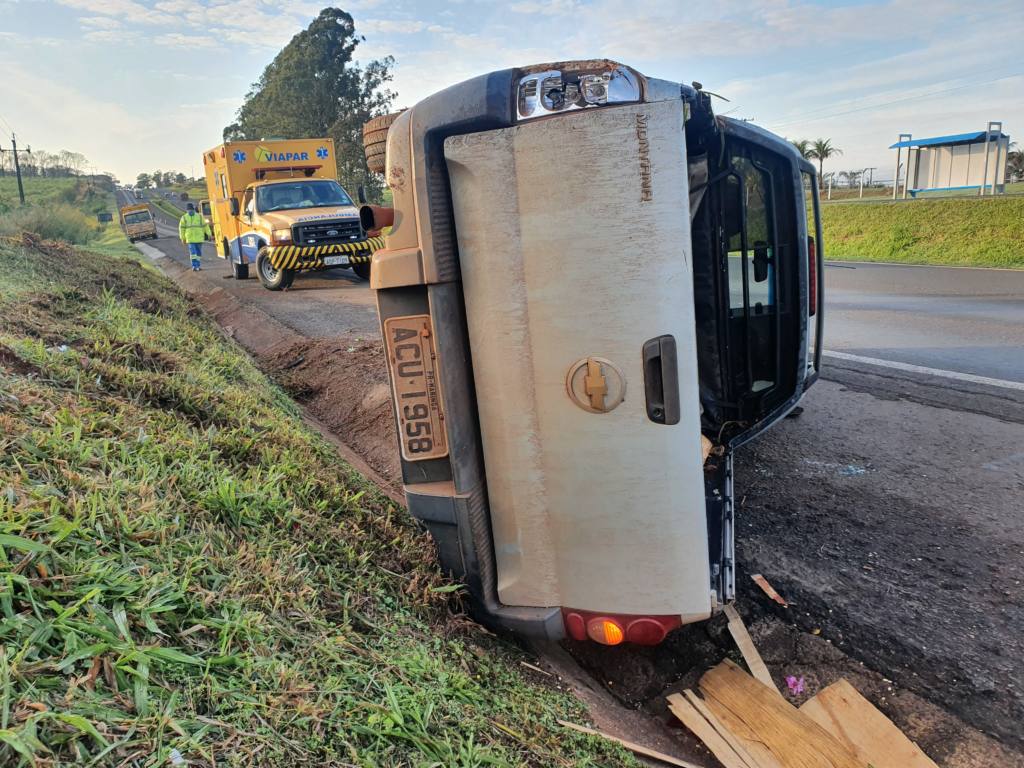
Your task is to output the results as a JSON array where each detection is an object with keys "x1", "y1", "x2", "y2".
[
  {"x1": 256, "y1": 180, "x2": 353, "y2": 213},
  {"x1": 123, "y1": 211, "x2": 152, "y2": 225}
]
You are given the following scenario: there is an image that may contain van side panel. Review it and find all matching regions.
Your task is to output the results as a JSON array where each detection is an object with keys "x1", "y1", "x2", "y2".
[{"x1": 444, "y1": 100, "x2": 711, "y2": 619}]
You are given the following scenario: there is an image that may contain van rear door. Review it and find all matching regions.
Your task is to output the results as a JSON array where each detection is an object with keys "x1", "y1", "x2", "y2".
[{"x1": 444, "y1": 98, "x2": 714, "y2": 624}]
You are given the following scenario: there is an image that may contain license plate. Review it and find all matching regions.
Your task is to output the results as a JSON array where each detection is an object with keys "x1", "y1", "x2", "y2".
[
  {"x1": 323, "y1": 254, "x2": 349, "y2": 266},
  {"x1": 383, "y1": 314, "x2": 448, "y2": 462}
]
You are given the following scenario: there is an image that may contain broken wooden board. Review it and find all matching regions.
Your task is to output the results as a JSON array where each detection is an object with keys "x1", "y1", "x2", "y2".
[
  {"x1": 557, "y1": 719, "x2": 705, "y2": 768},
  {"x1": 666, "y1": 694, "x2": 747, "y2": 768},
  {"x1": 751, "y1": 573, "x2": 788, "y2": 607},
  {"x1": 682, "y1": 690, "x2": 772, "y2": 768},
  {"x1": 698, "y1": 660, "x2": 867, "y2": 768},
  {"x1": 799, "y1": 679, "x2": 939, "y2": 768},
  {"x1": 722, "y1": 604, "x2": 779, "y2": 695}
]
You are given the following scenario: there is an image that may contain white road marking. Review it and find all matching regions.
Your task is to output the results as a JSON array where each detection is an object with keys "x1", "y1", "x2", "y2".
[
  {"x1": 134, "y1": 241, "x2": 165, "y2": 260},
  {"x1": 824, "y1": 350, "x2": 1024, "y2": 392}
]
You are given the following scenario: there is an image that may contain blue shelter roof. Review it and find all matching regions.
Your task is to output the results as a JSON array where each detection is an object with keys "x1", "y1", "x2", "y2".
[{"x1": 889, "y1": 131, "x2": 1009, "y2": 149}]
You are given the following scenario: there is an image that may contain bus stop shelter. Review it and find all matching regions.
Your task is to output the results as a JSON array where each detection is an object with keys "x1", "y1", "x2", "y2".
[{"x1": 890, "y1": 122, "x2": 1009, "y2": 198}]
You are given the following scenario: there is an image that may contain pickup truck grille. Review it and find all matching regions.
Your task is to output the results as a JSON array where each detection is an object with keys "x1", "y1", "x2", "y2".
[{"x1": 293, "y1": 218, "x2": 363, "y2": 246}]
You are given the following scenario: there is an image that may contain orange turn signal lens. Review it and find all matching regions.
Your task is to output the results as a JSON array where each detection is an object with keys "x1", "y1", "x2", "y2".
[{"x1": 587, "y1": 618, "x2": 624, "y2": 645}]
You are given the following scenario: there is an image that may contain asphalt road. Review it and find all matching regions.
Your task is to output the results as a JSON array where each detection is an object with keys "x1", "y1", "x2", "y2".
[
  {"x1": 824, "y1": 260, "x2": 1024, "y2": 384},
  {"x1": 121, "y1": 187, "x2": 1024, "y2": 747}
]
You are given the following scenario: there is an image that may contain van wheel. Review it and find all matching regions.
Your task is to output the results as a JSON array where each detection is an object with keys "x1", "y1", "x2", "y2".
[
  {"x1": 232, "y1": 260, "x2": 249, "y2": 280},
  {"x1": 352, "y1": 262, "x2": 371, "y2": 280},
  {"x1": 257, "y1": 248, "x2": 294, "y2": 291}
]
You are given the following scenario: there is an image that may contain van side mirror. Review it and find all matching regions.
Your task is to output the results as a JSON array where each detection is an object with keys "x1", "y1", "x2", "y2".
[
  {"x1": 753, "y1": 241, "x2": 770, "y2": 282},
  {"x1": 229, "y1": 198, "x2": 239, "y2": 216},
  {"x1": 357, "y1": 185, "x2": 367, "y2": 204}
]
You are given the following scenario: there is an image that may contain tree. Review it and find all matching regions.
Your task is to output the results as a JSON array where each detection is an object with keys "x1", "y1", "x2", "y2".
[
  {"x1": 789, "y1": 138, "x2": 812, "y2": 159},
  {"x1": 224, "y1": 8, "x2": 396, "y2": 201},
  {"x1": 174, "y1": 172, "x2": 187, "y2": 185},
  {"x1": 807, "y1": 139, "x2": 842, "y2": 189},
  {"x1": 136, "y1": 173, "x2": 152, "y2": 189}
]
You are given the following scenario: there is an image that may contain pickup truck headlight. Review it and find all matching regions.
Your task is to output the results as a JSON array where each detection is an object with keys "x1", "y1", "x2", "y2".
[{"x1": 271, "y1": 229, "x2": 292, "y2": 244}]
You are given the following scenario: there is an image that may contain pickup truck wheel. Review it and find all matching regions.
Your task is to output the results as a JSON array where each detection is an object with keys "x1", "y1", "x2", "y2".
[
  {"x1": 232, "y1": 260, "x2": 249, "y2": 280},
  {"x1": 351, "y1": 262, "x2": 371, "y2": 280},
  {"x1": 257, "y1": 248, "x2": 294, "y2": 291}
]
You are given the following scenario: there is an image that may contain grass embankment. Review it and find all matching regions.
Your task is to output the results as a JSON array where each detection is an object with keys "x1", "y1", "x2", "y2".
[
  {"x1": 148, "y1": 197, "x2": 185, "y2": 222},
  {"x1": 821, "y1": 195, "x2": 1024, "y2": 268},
  {"x1": 0, "y1": 179, "x2": 126, "y2": 255},
  {"x1": 0, "y1": 227, "x2": 631, "y2": 763}
]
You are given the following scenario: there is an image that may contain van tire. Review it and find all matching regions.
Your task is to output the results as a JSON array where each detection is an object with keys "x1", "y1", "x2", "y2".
[
  {"x1": 351, "y1": 262, "x2": 371, "y2": 281},
  {"x1": 257, "y1": 248, "x2": 294, "y2": 291},
  {"x1": 232, "y1": 260, "x2": 249, "y2": 280},
  {"x1": 362, "y1": 111, "x2": 403, "y2": 174}
]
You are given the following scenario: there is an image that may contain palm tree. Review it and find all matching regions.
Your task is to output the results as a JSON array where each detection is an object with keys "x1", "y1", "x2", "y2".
[
  {"x1": 807, "y1": 139, "x2": 842, "y2": 189},
  {"x1": 789, "y1": 138, "x2": 812, "y2": 159}
]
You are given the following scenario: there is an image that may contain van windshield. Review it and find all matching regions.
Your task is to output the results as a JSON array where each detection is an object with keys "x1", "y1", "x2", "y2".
[
  {"x1": 123, "y1": 211, "x2": 152, "y2": 224},
  {"x1": 256, "y1": 180, "x2": 352, "y2": 213}
]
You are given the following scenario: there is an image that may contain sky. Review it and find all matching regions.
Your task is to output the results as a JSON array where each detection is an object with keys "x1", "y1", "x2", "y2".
[{"x1": 1, "y1": 0, "x2": 1021, "y2": 184}]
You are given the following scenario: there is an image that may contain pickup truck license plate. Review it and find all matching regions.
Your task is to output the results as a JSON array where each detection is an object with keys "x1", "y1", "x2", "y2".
[
  {"x1": 323, "y1": 254, "x2": 349, "y2": 266},
  {"x1": 383, "y1": 314, "x2": 448, "y2": 461}
]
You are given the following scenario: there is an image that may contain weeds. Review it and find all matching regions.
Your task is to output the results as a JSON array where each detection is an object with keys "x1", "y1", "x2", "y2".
[
  {"x1": 0, "y1": 235, "x2": 633, "y2": 765},
  {"x1": 0, "y1": 203, "x2": 101, "y2": 245}
]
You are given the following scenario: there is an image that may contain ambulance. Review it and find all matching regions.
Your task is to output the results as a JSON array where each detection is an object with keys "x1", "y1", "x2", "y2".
[{"x1": 201, "y1": 137, "x2": 382, "y2": 290}]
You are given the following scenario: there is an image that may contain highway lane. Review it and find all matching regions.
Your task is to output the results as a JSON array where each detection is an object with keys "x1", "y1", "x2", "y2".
[{"x1": 824, "y1": 260, "x2": 1024, "y2": 384}]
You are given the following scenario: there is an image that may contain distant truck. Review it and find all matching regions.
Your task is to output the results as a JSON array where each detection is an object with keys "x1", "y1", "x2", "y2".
[
  {"x1": 201, "y1": 137, "x2": 382, "y2": 290},
  {"x1": 119, "y1": 203, "x2": 157, "y2": 242}
]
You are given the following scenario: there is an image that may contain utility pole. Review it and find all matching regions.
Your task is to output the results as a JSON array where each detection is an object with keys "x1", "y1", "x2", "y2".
[{"x1": 0, "y1": 134, "x2": 31, "y2": 205}]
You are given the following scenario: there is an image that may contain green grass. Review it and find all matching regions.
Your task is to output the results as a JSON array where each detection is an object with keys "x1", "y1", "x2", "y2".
[
  {"x1": 0, "y1": 213, "x2": 634, "y2": 765},
  {"x1": 0, "y1": 178, "x2": 82, "y2": 213},
  {"x1": 820, "y1": 195, "x2": 1024, "y2": 268},
  {"x1": 148, "y1": 198, "x2": 185, "y2": 222}
]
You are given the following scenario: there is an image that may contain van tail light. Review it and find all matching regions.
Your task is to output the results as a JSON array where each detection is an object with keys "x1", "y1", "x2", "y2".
[
  {"x1": 562, "y1": 608, "x2": 682, "y2": 646},
  {"x1": 807, "y1": 235, "x2": 817, "y2": 317}
]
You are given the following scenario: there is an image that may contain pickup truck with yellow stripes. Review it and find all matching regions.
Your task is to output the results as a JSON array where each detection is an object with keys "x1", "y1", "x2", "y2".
[{"x1": 202, "y1": 137, "x2": 382, "y2": 290}]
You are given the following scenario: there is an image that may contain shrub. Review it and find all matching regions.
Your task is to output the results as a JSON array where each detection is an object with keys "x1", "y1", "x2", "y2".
[{"x1": 0, "y1": 202, "x2": 101, "y2": 245}]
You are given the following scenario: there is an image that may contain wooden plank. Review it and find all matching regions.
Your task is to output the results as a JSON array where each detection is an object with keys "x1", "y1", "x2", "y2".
[
  {"x1": 751, "y1": 574, "x2": 788, "y2": 607},
  {"x1": 722, "y1": 604, "x2": 779, "y2": 694},
  {"x1": 799, "y1": 679, "x2": 939, "y2": 768},
  {"x1": 557, "y1": 719, "x2": 706, "y2": 768},
  {"x1": 666, "y1": 693, "x2": 750, "y2": 768},
  {"x1": 699, "y1": 660, "x2": 867, "y2": 768},
  {"x1": 682, "y1": 690, "x2": 774, "y2": 768}
]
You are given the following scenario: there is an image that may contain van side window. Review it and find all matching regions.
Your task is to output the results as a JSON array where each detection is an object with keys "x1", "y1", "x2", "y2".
[
  {"x1": 725, "y1": 158, "x2": 775, "y2": 316},
  {"x1": 242, "y1": 189, "x2": 254, "y2": 218}
]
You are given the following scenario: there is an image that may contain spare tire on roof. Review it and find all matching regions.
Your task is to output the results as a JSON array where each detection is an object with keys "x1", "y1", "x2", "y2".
[{"x1": 362, "y1": 111, "x2": 404, "y2": 174}]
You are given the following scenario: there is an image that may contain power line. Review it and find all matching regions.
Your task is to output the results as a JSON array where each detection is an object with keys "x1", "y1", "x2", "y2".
[
  {"x1": 766, "y1": 72, "x2": 1023, "y2": 129},
  {"x1": 0, "y1": 112, "x2": 14, "y2": 135}
]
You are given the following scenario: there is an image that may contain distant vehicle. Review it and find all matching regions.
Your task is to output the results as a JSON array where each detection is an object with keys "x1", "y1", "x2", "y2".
[
  {"x1": 120, "y1": 203, "x2": 157, "y2": 242},
  {"x1": 362, "y1": 60, "x2": 824, "y2": 646},
  {"x1": 134, "y1": 188, "x2": 143, "y2": 199},
  {"x1": 201, "y1": 137, "x2": 381, "y2": 289}
]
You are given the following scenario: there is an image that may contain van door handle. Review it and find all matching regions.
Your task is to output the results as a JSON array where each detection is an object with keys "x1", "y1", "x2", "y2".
[{"x1": 643, "y1": 335, "x2": 680, "y2": 425}]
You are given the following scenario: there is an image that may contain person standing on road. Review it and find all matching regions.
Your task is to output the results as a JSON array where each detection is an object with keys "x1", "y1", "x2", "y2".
[{"x1": 179, "y1": 203, "x2": 211, "y2": 271}]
